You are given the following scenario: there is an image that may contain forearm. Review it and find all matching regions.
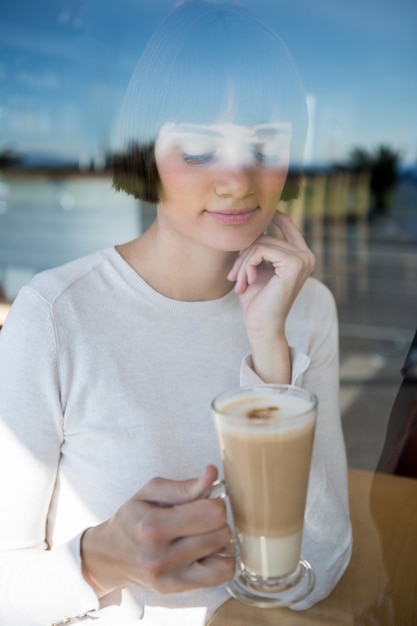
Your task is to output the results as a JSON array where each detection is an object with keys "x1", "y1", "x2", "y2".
[
  {"x1": 80, "y1": 523, "x2": 123, "y2": 599},
  {"x1": 248, "y1": 329, "x2": 291, "y2": 384}
]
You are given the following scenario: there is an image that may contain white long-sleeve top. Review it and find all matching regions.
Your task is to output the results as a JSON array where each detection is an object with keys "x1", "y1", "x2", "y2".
[{"x1": 0, "y1": 247, "x2": 352, "y2": 626}]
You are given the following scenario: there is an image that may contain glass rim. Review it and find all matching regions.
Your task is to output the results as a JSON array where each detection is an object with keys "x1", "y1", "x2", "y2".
[{"x1": 211, "y1": 384, "x2": 318, "y2": 421}]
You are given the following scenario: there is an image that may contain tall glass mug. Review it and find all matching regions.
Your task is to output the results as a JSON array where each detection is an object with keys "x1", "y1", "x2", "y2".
[{"x1": 212, "y1": 384, "x2": 318, "y2": 608}]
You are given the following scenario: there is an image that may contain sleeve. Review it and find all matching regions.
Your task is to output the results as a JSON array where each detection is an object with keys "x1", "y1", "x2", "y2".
[
  {"x1": 239, "y1": 281, "x2": 352, "y2": 610},
  {"x1": 292, "y1": 283, "x2": 352, "y2": 610},
  {"x1": 0, "y1": 287, "x2": 99, "y2": 626},
  {"x1": 240, "y1": 348, "x2": 310, "y2": 387}
]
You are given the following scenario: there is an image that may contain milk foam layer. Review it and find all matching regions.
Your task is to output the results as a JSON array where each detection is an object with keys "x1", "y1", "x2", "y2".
[
  {"x1": 239, "y1": 530, "x2": 303, "y2": 578},
  {"x1": 221, "y1": 392, "x2": 316, "y2": 432}
]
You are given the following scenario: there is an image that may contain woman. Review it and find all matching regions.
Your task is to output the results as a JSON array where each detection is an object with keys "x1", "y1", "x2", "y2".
[{"x1": 0, "y1": 2, "x2": 352, "y2": 625}]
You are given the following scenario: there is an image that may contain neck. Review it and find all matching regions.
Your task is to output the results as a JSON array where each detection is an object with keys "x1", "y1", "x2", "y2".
[{"x1": 117, "y1": 222, "x2": 238, "y2": 302}]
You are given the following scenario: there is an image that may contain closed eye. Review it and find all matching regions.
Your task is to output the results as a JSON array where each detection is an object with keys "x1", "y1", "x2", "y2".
[
  {"x1": 181, "y1": 151, "x2": 217, "y2": 165},
  {"x1": 252, "y1": 136, "x2": 288, "y2": 166},
  {"x1": 254, "y1": 150, "x2": 283, "y2": 165}
]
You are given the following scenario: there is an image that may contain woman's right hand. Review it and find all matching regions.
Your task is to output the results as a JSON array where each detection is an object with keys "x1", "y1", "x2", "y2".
[{"x1": 80, "y1": 465, "x2": 235, "y2": 598}]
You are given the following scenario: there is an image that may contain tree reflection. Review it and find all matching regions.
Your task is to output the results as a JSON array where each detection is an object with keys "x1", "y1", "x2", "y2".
[{"x1": 349, "y1": 144, "x2": 402, "y2": 218}]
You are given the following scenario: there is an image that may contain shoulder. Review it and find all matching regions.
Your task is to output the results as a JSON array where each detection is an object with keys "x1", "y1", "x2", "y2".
[
  {"x1": 286, "y1": 277, "x2": 338, "y2": 357},
  {"x1": 24, "y1": 248, "x2": 113, "y2": 306},
  {"x1": 294, "y1": 277, "x2": 337, "y2": 319},
  {"x1": 3, "y1": 249, "x2": 115, "y2": 332},
  {"x1": 300, "y1": 276, "x2": 335, "y2": 301}
]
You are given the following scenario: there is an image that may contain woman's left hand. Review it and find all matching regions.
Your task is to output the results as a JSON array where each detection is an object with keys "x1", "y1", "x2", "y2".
[{"x1": 227, "y1": 210, "x2": 315, "y2": 382}]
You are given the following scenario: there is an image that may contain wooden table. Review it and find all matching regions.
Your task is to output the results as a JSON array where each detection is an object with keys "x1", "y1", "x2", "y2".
[{"x1": 208, "y1": 469, "x2": 417, "y2": 626}]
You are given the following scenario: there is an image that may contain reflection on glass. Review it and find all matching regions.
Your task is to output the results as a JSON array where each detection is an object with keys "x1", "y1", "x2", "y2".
[{"x1": 0, "y1": 0, "x2": 416, "y2": 620}]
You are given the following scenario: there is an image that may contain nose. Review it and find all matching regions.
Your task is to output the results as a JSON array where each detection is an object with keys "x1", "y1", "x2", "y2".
[{"x1": 214, "y1": 164, "x2": 255, "y2": 199}]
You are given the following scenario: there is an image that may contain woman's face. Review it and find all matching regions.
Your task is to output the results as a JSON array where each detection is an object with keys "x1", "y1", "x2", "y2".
[{"x1": 154, "y1": 121, "x2": 291, "y2": 252}]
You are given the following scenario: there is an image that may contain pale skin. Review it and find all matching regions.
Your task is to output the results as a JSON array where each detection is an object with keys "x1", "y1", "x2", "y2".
[{"x1": 81, "y1": 121, "x2": 315, "y2": 599}]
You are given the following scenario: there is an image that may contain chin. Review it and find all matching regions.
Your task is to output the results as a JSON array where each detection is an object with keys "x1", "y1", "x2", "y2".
[{"x1": 211, "y1": 231, "x2": 262, "y2": 253}]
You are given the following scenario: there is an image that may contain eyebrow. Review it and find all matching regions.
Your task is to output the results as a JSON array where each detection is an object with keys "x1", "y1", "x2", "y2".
[
  {"x1": 172, "y1": 125, "x2": 223, "y2": 137},
  {"x1": 172, "y1": 123, "x2": 292, "y2": 138},
  {"x1": 254, "y1": 126, "x2": 292, "y2": 137}
]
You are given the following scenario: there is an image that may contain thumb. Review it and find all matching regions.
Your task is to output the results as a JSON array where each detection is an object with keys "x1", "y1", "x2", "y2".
[
  {"x1": 139, "y1": 465, "x2": 219, "y2": 507},
  {"x1": 187, "y1": 464, "x2": 219, "y2": 501}
]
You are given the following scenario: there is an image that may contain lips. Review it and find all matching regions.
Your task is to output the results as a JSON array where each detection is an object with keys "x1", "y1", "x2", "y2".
[{"x1": 206, "y1": 207, "x2": 259, "y2": 224}]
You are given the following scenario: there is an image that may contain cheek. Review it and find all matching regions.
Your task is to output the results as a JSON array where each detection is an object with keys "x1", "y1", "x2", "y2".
[
  {"x1": 157, "y1": 160, "x2": 190, "y2": 198},
  {"x1": 158, "y1": 163, "x2": 213, "y2": 201},
  {"x1": 256, "y1": 169, "x2": 288, "y2": 201}
]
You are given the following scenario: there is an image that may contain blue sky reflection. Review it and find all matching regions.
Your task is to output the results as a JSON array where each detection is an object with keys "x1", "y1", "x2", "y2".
[{"x1": 0, "y1": 0, "x2": 416, "y2": 167}]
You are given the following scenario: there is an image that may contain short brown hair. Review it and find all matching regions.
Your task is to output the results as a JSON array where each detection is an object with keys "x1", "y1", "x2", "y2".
[{"x1": 112, "y1": 1, "x2": 307, "y2": 204}]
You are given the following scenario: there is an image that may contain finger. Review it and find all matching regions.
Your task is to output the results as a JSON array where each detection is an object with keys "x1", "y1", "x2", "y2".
[
  {"x1": 169, "y1": 497, "x2": 228, "y2": 538},
  {"x1": 272, "y1": 210, "x2": 311, "y2": 250},
  {"x1": 139, "y1": 465, "x2": 218, "y2": 507},
  {"x1": 228, "y1": 245, "x2": 261, "y2": 290},
  {"x1": 233, "y1": 243, "x2": 279, "y2": 294},
  {"x1": 171, "y1": 523, "x2": 234, "y2": 564},
  {"x1": 154, "y1": 551, "x2": 235, "y2": 594},
  {"x1": 137, "y1": 497, "x2": 229, "y2": 553},
  {"x1": 235, "y1": 245, "x2": 276, "y2": 280},
  {"x1": 234, "y1": 267, "x2": 248, "y2": 293},
  {"x1": 227, "y1": 232, "x2": 292, "y2": 283},
  {"x1": 184, "y1": 553, "x2": 235, "y2": 586},
  {"x1": 185, "y1": 464, "x2": 219, "y2": 501},
  {"x1": 138, "y1": 526, "x2": 235, "y2": 595},
  {"x1": 227, "y1": 252, "x2": 246, "y2": 282}
]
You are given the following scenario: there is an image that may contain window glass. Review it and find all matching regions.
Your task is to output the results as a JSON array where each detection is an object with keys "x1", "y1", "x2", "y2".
[{"x1": 1, "y1": 1, "x2": 416, "y2": 473}]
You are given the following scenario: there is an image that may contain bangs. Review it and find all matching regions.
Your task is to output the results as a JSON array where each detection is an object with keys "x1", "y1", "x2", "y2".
[
  {"x1": 114, "y1": 2, "x2": 307, "y2": 163},
  {"x1": 159, "y1": 50, "x2": 302, "y2": 129}
]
